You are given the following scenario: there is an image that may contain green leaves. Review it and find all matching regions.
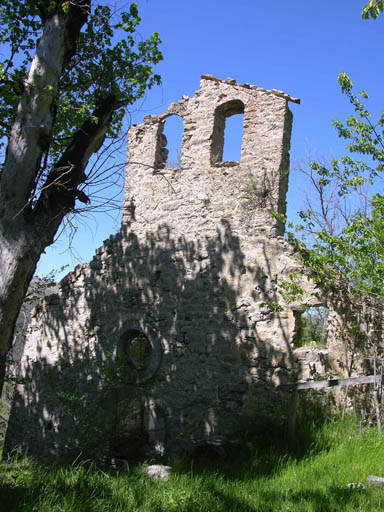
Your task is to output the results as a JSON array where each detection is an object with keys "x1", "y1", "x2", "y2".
[
  {"x1": 0, "y1": 1, "x2": 163, "y2": 184},
  {"x1": 46, "y1": 3, "x2": 162, "y2": 164},
  {"x1": 290, "y1": 72, "x2": 384, "y2": 309},
  {"x1": 296, "y1": 198, "x2": 384, "y2": 302},
  {"x1": 0, "y1": 1, "x2": 40, "y2": 155},
  {"x1": 279, "y1": 272, "x2": 305, "y2": 303},
  {"x1": 325, "y1": 73, "x2": 384, "y2": 196},
  {"x1": 362, "y1": 0, "x2": 384, "y2": 19},
  {"x1": 337, "y1": 71, "x2": 353, "y2": 93},
  {"x1": 61, "y1": 1, "x2": 70, "y2": 14}
]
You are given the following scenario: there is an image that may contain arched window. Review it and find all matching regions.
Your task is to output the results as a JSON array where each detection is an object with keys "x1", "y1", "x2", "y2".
[
  {"x1": 156, "y1": 114, "x2": 184, "y2": 169},
  {"x1": 211, "y1": 99, "x2": 244, "y2": 165}
]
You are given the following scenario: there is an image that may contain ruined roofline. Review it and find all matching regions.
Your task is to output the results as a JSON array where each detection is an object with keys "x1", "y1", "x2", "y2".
[
  {"x1": 200, "y1": 74, "x2": 301, "y2": 104},
  {"x1": 133, "y1": 74, "x2": 300, "y2": 126}
]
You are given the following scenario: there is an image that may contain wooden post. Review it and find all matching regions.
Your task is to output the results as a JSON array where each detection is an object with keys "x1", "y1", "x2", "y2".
[
  {"x1": 288, "y1": 388, "x2": 297, "y2": 443},
  {"x1": 342, "y1": 384, "x2": 349, "y2": 420},
  {"x1": 374, "y1": 347, "x2": 382, "y2": 433}
]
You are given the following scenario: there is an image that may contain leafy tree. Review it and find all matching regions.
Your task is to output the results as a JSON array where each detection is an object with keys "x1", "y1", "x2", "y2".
[
  {"x1": 0, "y1": 0, "x2": 162, "y2": 394},
  {"x1": 289, "y1": 1, "x2": 384, "y2": 298},
  {"x1": 278, "y1": 3, "x2": 384, "y2": 380},
  {"x1": 290, "y1": 1, "x2": 384, "y2": 304},
  {"x1": 292, "y1": 73, "x2": 384, "y2": 301},
  {"x1": 285, "y1": 71, "x2": 384, "y2": 377}
]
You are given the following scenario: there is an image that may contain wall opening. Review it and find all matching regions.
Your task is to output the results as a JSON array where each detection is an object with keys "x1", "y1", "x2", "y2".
[
  {"x1": 118, "y1": 329, "x2": 153, "y2": 380},
  {"x1": 222, "y1": 112, "x2": 244, "y2": 162},
  {"x1": 109, "y1": 397, "x2": 167, "y2": 460},
  {"x1": 293, "y1": 306, "x2": 328, "y2": 348},
  {"x1": 109, "y1": 397, "x2": 145, "y2": 459},
  {"x1": 125, "y1": 331, "x2": 152, "y2": 370},
  {"x1": 211, "y1": 99, "x2": 244, "y2": 165},
  {"x1": 117, "y1": 327, "x2": 162, "y2": 383},
  {"x1": 156, "y1": 114, "x2": 183, "y2": 169}
]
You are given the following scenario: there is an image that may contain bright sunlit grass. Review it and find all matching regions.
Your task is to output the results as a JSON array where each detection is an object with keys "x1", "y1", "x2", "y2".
[{"x1": 2, "y1": 416, "x2": 384, "y2": 511}]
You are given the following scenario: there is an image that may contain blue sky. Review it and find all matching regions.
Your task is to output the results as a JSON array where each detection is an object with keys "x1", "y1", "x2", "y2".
[{"x1": 37, "y1": 0, "x2": 384, "y2": 278}]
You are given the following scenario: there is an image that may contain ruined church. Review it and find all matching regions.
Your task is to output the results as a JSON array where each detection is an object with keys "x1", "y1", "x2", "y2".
[{"x1": 4, "y1": 75, "x2": 340, "y2": 461}]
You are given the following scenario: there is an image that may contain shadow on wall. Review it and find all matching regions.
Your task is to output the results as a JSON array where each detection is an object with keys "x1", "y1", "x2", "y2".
[{"x1": 4, "y1": 220, "x2": 295, "y2": 463}]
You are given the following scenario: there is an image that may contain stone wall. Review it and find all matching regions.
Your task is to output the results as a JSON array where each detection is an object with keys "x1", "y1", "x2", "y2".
[{"x1": 4, "y1": 76, "x2": 343, "y2": 462}]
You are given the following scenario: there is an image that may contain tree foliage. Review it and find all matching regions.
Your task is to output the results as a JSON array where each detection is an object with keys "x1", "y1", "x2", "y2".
[
  {"x1": 0, "y1": 1, "x2": 162, "y2": 196},
  {"x1": 362, "y1": 0, "x2": 384, "y2": 19},
  {"x1": 291, "y1": 74, "x2": 384, "y2": 307}
]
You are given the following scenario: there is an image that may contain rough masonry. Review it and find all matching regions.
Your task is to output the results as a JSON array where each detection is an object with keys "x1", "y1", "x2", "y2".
[{"x1": 4, "y1": 75, "x2": 343, "y2": 462}]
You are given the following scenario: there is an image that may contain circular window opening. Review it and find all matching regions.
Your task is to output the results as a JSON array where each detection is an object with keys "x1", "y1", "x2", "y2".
[
  {"x1": 118, "y1": 329, "x2": 160, "y2": 382},
  {"x1": 124, "y1": 331, "x2": 152, "y2": 370}
]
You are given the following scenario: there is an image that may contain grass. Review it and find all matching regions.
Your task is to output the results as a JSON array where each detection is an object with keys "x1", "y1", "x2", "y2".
[{"x1": 2, "y1": 416, "x2": 384, "y2": 511}]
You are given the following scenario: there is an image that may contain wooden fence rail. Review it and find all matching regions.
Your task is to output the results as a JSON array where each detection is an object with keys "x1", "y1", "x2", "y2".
[
  {"x1": 280, "y1": 374, "x2": 382, "y2": 391},
  {"x1": 280, "y1": 373, "x2": 383, "y2": 440}
]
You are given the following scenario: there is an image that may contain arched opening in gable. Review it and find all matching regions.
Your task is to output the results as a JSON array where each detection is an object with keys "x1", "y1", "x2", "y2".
[
  {"x1": 156, "y1": 114, "x2": 184, "y2": 170},
  {"x1": 211, "y1": 99, "x2": 244, "y2": 165}
]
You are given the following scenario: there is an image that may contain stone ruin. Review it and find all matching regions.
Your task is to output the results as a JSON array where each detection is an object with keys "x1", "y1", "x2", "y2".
[{"x1": 3, "y1": 75, "x2": 345, "y2": 462}]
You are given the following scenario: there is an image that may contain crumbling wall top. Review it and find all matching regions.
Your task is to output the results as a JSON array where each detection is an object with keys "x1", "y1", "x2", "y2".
[{"x1": 200, "y1": 74, "x2": 301, "y2": 104}]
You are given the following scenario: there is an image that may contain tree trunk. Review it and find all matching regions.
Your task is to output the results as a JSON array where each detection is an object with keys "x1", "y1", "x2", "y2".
[
  {"x1": 0, "y1": 1, "x2": 90, "y2": 395},
  {"x1": 0, "y1": 97, "x2": 117, "y2": 399},
  {"x1": 0, "y1": 226, "x2": 42, "y2": 395}
]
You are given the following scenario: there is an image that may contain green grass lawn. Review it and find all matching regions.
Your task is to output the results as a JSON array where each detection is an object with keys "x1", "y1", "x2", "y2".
[{"x1": 2, "y1": 417, "x2": 384, "y2": 511}]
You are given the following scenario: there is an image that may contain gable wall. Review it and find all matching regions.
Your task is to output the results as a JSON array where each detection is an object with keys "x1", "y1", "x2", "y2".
[{"x1": 4, "y1": 76, "x2": 342, "y2": 462}]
